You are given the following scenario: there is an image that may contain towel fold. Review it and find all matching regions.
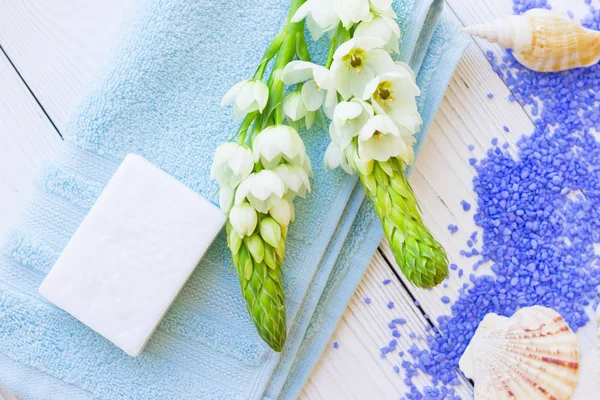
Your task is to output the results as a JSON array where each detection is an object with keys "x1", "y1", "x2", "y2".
[{"x1": 0, "y1": 0, "x2": 468, "y2": 399}]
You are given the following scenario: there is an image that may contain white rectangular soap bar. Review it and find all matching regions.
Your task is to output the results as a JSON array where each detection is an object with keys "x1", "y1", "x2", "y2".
[{"x1": 39, "y1": 154, "x2": 225, "y2": 357}]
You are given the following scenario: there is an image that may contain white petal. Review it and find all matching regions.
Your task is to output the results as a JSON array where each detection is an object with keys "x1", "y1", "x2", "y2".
[
  {"x1": 254, "y1": 81, "x2": 269, "y2": 112},
  {"x1": 324, "y1": 141, "x2": 347, "y2": 170},
  {"x1": 369, "y1": 0, "x2": 393, "y2": 12},
  {"x1": 354, "y1": 37, "x2": 386, "y2": 52},
  {"x1": 362, "y1": 76, "x2": 380, "y2": 100},
  {"x1": 291, "y1": 1, "x2": 312, "y2": 22},
  {"x1": 221, "y1": 79, "x2": 249, "y2": 107},
  {"x1": 282, "y1": 61, "x2": 317, "y2": 85},
  {"x1": 312, "y1": 66, "x2": 334, "y2": 90},
  {"x1": 365, "y1": 48, "x2": 395, "y2": 75},
  {"x1": 349, "y1": 66, "x2": 375, "y2": 99},
  {"x1": 333, "y1": 101, "x2": 363, "y2": 126},
  {"x1": 333, "y1": 65, "x2": 352, "y2": 100},
  {"x1": 269, "y1": 199, "x2": 292, "y2": 226},
  {"x1": 283, "y1": 91, "x2": 307, "y2": 121},
  {"x1": 235, "y1": 175, "x2": 253, "y2": 205},
  {"x1": 333, "y1": 38, "x2": 356, "y2": 61},
  {"x1": 219, "y1": 185, "x2": 235, "y2": 213},
  {"x1": 302, "y1": 80, "x2": 325, "y2": 112}
]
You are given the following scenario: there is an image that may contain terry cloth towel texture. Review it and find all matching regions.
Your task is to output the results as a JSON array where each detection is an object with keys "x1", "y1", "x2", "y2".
[{"x1": 0, "y1": 0, "x2": 468, "y2": 399}]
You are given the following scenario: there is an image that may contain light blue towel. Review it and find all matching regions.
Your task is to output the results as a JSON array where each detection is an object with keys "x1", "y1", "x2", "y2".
[{"x1": 0, "y1": 1, "x2": 468, "y2": 399}]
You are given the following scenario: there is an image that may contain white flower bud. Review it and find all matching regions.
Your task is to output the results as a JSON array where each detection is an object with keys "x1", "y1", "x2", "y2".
[{"x1": 229, "y1": 202, "x2": 258, "y2": 237}]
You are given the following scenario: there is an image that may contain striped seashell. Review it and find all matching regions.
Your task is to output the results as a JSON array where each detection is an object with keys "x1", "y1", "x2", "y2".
[
  {"x1": 463, "y1": 9, "x2": 600, "y2": 72},
  {"x1": 459, "y1": 306, "x2": 580, "y2": 400}
]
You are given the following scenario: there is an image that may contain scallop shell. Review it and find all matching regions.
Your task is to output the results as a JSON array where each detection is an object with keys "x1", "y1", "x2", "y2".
[
  {"x1": 459, "y1": 306, "x2": 580, "y2": 400},
  {"x1": 463, "y1": 9, "x2": 600, "y2": 72}
]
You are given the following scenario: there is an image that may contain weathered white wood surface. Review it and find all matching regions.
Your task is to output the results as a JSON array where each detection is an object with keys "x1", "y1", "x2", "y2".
[{"x1": 0, "y1": 1, "x2": 596, "y2": 399}]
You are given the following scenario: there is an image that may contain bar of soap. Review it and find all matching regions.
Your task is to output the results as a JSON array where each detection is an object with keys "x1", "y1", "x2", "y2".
[{"x1": 39, "y1": 154, "x2": 225, "y2": 357}]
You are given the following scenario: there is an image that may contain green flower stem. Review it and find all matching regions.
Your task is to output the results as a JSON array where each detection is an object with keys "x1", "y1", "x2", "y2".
[
  {"x1": 360, "y1": 158, "x2": 449, "y2": 288},
  {"x1": 237, "y1": 111, "x2": 259, "y2": 145},
  {"x1": 227, "y1": 216, "x2": 287, "y2": 352},
  {"x1": 325, "y1": 23, "x2": 350, "y2": 69}
]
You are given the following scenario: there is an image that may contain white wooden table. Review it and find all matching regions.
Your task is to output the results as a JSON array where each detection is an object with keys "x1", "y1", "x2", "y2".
[{"x1": 0, "y1": 1, "x2": 597, "y2": 399}]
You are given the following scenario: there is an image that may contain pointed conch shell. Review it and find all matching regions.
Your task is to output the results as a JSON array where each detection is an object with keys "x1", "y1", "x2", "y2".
[
  {"x1": 459, "y1": 306, "x2": 580, "y2": 400},
  {"x1": 463, "y1": 9, "x2": 600, "y2": 72}
]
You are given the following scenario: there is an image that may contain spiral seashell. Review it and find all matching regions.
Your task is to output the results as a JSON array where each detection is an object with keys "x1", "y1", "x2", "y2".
[
  {"x1": 459, "y1": 306, "x2": 580, "y2": 400},
  {"x1": 463, "y1": 9, "x2": 600, "y2": 72}
]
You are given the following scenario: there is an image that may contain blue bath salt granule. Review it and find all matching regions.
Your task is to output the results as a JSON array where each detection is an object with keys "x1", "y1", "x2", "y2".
[
  {"x1": 383, "y1": 279, "x2": 391, "y2": 285},
  {"x1": 441, "y1": 296, "x2": 451, "y2": 304},
  {"x1": 503, "y1": 125, "x2": 510, "y2": 132},
  {"x1": 363, "y1": 297, "x2": 371, "y2": 304},
  {"x1": 447, "y1": 224, "x2": 458, "y2": 234},
  {"x1": 487, "y1": 93, "x2": 494, "y2": 99},
  {"x1": 469, "y1": 157, "x2": 477, "y2": 166},
  {"x1": 491, "y1": 138, "x2": 498, "y2": 146},
  {"x1": 333, "y1": 342, "x2": 339, "y2": 349},
  {"x1": 414, "y1": 300, "x2": 420, "y2": 307},
  {"x1": 458, "y1": 269, "x2": 464, "y2": 278},
  {"x1": 460, "y1": 200, "x2": 471, "y2": 211},
  {"x1": 468, "y1": 144, "x2": 475, "y2": 151},
  {"x1": 502, "y1": 142, "x2": 509, "y2": 149},
  {"x1": 450, "y1": 263, "x2": 458, "y2": 270},
  {"x1": 393, "y1": 365, "x2": 400, "y2": 374},
  {"x1": 394, "y1": 318, "x2": 407, "y2": 325},
  {"x1": 397, "y1": 1, "x2": 600, "y2": 397},
  {"x1": 387, "y1": 301, "x2": 395, "y2": 309},
  {"x1": 392, "y1": 330, "x2": 401, "y2": 338}
]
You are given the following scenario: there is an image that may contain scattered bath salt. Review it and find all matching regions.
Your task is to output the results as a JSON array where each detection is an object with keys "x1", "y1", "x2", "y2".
[
  {"x1": 333, "y1": 342, "x2": 339, "y2": 349},
  {"x1": 447, "y1": 224, "x2": 459, "y2": 234},
  {"x1": 487, "y1": 93, "x2": 494, "y2": 99},
  {"x1": 491, "y1": 138, "x2": 498, "y2": 146},
  {"x1": 409, "y1": 332, "x2": 416, "y2": 339},
  {"x1": 567, "y1": 10, "x2": 574, "y2": 19},
  {"x1": 392, "y1": 330, "x2": 401, "y2": 338},
  {"x1": 502, "y1": 125, "x2": 510, "y2": 132},
  {"x1": 450, "y1": 263, "x2": 458, "y2": 271},
  {"x1": 393, "y1": 365, "x2": 400, "y2": 373},
  {"x1": 383, "y1": 279, "x2": 392, "y2": 285},
  {"x1": 387, "y1": 301, "x2": 395, "y2": 309},
  {"x1": 394, "y1": 318, "x2": 407, "y2": 325},
  {"x1": 458, "y1": 269, "x2": 464, "y2": 278},
  {"x1": 396, "y1": 1, "x2": 600, "y2": 397},
  {"x1": 502, "y1": 142, "x2": 509, "y2": 149},
  {"x1": 469, "y1": 157, "x2": 477, "y2": 166},
  {"x1": 441, "y1": 296, "x2": 451, "y2": 304},
  {"x1": 364, "y1": 297, "x2": 371, "y2": 304},
  {"x1": 460, "y1": 200, "x2": 471, "y2": 211},
  {"x1": 414, "y1": 300, "x2": 420, "y2": 307},
  {"x1": 468, "y1": 144, "x2": 475, "y2": 151}
]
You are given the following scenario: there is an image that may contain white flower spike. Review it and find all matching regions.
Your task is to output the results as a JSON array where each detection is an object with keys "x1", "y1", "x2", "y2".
[
  {"x1": 229, "y1": 202, "x2": 258, "y2": 237},
  {"x1": 210, "y1": 142, "x2": 254, "y2": 187},
  {"x1": 331, "y1": 37, "x2": 395, "y2": 100},
  {"x1": 358, "y1": 114, "x2": 413, "y2": 163},
  {"x1": 252, "y1": 125, "x2": 308, "y2": 169},
  {"x1": 355, "y1": 15, "x2": 401, "y2": 54},
  {"x1": 292, "y1": 0, "x2": 339, "y2": 40},
  {"x1": 221, "y1": 79, "x2": 269, "y2": 119},
  {"x1": 363, "y1": 64, "x2": 422, "y2": 133},
  {"x1": 235, "y1": 170, "x2": 286, "y2": 214}
]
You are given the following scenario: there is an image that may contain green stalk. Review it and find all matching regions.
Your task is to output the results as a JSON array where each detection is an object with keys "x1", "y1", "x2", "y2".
[
  {"x1": 228, "y1": 217, "x2": 287, "y2": 352},
  {"x1": 230, "y1": 0, "x2": 307, "y2": 353},
  {"x1": 360, "y1": 158, "x2": 448, "y2": 288}
]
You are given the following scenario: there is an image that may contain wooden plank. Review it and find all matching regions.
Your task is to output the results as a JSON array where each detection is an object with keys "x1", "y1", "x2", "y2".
[
  {"x1": 0, "y1": 51, "x2": 63, "y2": 242},
  {"x1": 300, "y1": 252, "x2": 473, "y2": 399},
  {"x1": 0, "y1": 0, "x2": 133, "y2": 130}
]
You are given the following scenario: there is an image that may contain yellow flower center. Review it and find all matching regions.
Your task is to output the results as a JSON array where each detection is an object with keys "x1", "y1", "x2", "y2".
[
  {"x1": 374, "y1": 130, "x2": 383, "y2": 142},
  {"x1": 343, "y1": 49, "x2": 365, "y2": 71},
  {"x1": 377, "y1": 82, "x2": 393, "y2": 102}
]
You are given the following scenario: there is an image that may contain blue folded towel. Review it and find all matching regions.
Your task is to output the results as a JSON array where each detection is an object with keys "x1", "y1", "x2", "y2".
[{"x1": 0, "y1": 0, "x2": 468, "y2": 399}]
